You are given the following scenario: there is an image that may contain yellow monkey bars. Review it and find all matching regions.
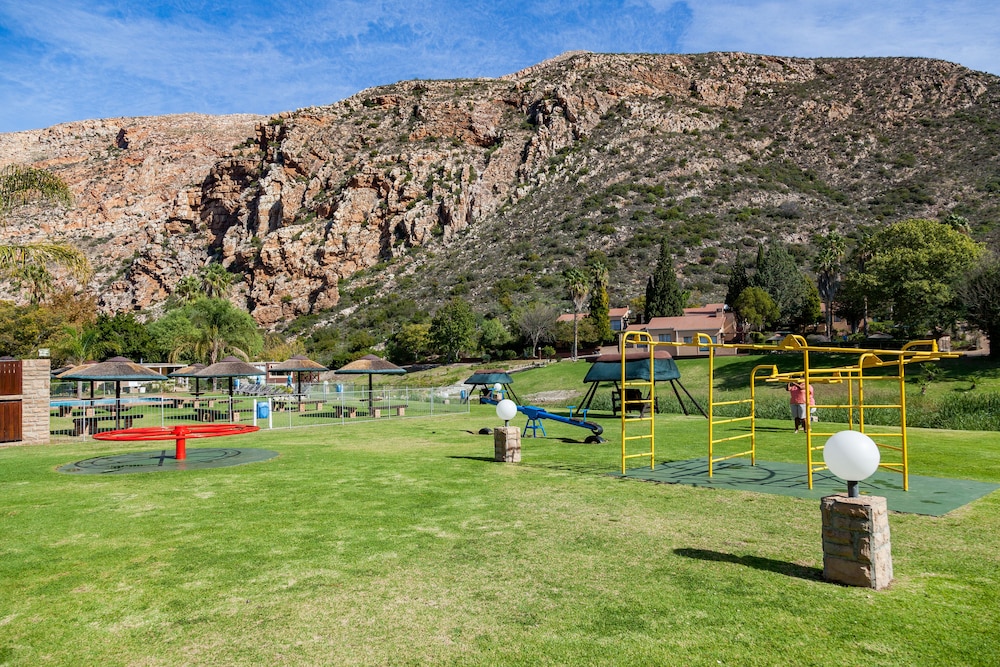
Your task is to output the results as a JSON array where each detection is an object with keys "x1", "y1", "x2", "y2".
[{"x1": 619, "y1": 332, "x2": 959, "y2": 490}]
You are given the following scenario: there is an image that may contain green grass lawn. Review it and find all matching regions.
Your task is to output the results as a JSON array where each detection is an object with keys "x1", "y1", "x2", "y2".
[{"x1": 4, "y1": 407, "x2": 1000, "y2": 665}]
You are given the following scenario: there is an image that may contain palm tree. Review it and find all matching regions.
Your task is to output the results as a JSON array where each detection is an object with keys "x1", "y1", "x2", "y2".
[
  {"x1": 813, "y1": 232, "x2": 847, "y2": 337},
  {"x1": 55, "y1": 324, "x2": 116, "y2": 366},
  {"x1": 173, "y1": 275, "x2": 203, "y2": 303},
  {"x1": 845, "y1": 225, "x2": 877, "y2": 336},
  {"x1": 54, "y1": 324, "x2": 117, "y2": 398},
  {"x1": 200, "y1": 263, "x2": 235, "y2": 299},
  {"x1": 563, "y1": 267, "x2": 590, "y2": 361},
  {"x1": 0, "y1": 165, "x2": 89, "y2": 296},
  {"x1": 169, "y1": 298, "x2": 262, "y2": 365},
  {"x1": 11, "y1": 262, "x2": 53, "y2": 304}
]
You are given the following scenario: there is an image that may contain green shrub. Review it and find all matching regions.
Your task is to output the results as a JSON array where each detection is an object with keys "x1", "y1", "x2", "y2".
[{"x1": 920, "y1": 391, "x2": 1000, "y2": 431}]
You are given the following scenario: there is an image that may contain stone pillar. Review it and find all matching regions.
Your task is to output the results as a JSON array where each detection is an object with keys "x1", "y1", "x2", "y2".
[
  {"x1": 11, "y1": 359, "x2": 51, "y2": 446},
  {"x1": 821, "y1": 494, "x2": 893, "y2": 590},
  {"x1": 493, "y1": 426, "x2": 521, "y2": 463}
]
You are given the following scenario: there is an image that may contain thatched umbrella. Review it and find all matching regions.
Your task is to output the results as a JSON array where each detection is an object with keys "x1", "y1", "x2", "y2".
[
  {"x1": 58, "y1": 357, "x2": 164, "y2": 428},
  {"x1": 168, "y1": 363, "x2": 207, "y2": 396},
  {"x1": 193, "y1": 357, "x2": 264, "y2": 421},
  {"x1": 334, "y1": 354, "x2": 406, "y2": 414},
  {"x1": 193, "y1": 357, "x2": 263, "y2": 396},
  {"x1": 269, "y1": 355, "x2": 329, "y2": 405},
  {"x1": 55, "y1": 360, "x2": 98, "y2": 399}
]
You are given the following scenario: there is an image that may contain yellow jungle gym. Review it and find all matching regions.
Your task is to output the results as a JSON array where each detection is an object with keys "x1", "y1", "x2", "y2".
[{"x1": 620, "y1": 331, "x2": 960, "y2": 490}]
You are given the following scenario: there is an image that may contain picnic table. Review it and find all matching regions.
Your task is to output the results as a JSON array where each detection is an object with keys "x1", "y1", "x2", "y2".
[{"x1": 73, "y1": 413, "x2": 144, "y2": 436}]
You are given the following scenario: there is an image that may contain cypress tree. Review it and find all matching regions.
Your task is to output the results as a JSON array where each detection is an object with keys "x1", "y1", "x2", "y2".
[
  {"x1": 725, "y1": 252, "x2": 751, "y2": 308},
  {"x1": 644, "y1": 276, "x2": 655, "y2": 323},
  {"x1": 646, "y1": 242, "x2": 684, "y2": 319},
  {"x1": 587, "y1": 261, "x2": 613, "y2": 343}
]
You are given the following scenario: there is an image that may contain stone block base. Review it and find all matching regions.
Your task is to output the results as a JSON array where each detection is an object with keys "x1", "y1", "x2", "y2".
[
  {"x1": 494, "y1": 426, "x2": 521, "y2": 463},
  {"x1": 821, "y1": 494, "x2": 893, "y2": 589}
]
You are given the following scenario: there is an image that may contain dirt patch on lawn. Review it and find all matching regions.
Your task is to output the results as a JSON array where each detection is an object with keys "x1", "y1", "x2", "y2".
[{"x1": 522, "y1": 390, "x2": 580, "y2": 404}]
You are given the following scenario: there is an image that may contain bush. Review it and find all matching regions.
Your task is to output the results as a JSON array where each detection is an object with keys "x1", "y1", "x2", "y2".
[{"x1": 917, "y1": 391, "x2": 1000, "y2": 431}]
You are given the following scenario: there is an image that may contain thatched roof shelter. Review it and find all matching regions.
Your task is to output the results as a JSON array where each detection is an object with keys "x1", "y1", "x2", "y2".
[
  {"x1": 193, "y1": 357, "x2": 264, "y2": 398},
  {"x1": 58, "y1": 356, "x2": 164, "y2": 427},
  {"x1": 335, "y1": 354, "x2": 406, "y2": 412},
  {"x1": 168, "y1": 363, "x2": 207, "y2": 396},
  {"x1": 270, "y1": 355, "x2": 328, "y2": 398}
]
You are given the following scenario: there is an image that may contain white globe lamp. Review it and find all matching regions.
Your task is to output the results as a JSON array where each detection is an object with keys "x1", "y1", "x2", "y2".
[
  {"x1": 496, "y1": 399, "x2": 517, "y2": 427},
  {"x1": 823, "y1": 430, "x2": 881, "y2": 497}
]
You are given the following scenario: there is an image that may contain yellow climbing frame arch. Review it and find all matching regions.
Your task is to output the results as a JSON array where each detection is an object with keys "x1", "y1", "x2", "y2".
[{"x1": 619, "y1": 331, "x2": 959, "y2": 490}]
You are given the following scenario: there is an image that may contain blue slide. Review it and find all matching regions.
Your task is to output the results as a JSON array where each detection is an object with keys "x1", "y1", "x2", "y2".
[{"x1": 481, "y1": 397, "x2": 605, "y2": 443}]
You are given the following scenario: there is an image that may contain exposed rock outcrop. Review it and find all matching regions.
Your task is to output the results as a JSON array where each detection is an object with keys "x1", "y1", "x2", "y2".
[{"x1": 2, "y1": 52, "x2": 997, "y2": 328}]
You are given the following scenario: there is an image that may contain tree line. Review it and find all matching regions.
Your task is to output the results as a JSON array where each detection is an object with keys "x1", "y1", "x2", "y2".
[{"x1": 722, "y1": 217, "x2": 995, "y2": 353}]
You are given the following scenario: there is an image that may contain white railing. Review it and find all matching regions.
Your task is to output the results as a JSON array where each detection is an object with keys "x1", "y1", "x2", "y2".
[{"x1": 49, "y1": 386, "x2": 469, "y2": 439}]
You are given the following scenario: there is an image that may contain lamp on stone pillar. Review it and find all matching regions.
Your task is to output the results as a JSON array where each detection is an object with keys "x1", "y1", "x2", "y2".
[
  {"x1": 821, "y1": 430, "x2": 893, "y2": 589},
  {"x1": 494, "y1": 399, "x2": 521, "y2": 463},
  {"x1": 496, "y1": 399, "x2": 517, "y2": 427},
  {"x1": 824, "y1": 430, "x2": 880, "y2": 497}
]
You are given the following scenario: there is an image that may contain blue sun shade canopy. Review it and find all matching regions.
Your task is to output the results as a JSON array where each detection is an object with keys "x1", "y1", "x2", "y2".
[
  {"x1": 583, "y1": 350, "x2": 680, "y2": 383},
  {"x1": 465, "y1": 370, "x2": 514, "y2": 385}
]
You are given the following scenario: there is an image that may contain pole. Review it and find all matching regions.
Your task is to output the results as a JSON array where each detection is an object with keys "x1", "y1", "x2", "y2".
[{"x1": 175, "y1": 425, "x2": 188, "y2": 460}]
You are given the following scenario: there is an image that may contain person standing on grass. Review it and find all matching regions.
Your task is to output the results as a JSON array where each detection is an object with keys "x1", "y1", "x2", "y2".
[{"x1": 786, "y1": 381, "x2": 809, "y2": 433}]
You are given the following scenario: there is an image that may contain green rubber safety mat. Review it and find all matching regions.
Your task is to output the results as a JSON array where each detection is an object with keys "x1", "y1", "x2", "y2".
[
  {"x1": 57, "y1": 448, "x2": 279, "y2": 475},
  {"x1": 619, "y1": 457, "x2": 1000, "y2": 516}
]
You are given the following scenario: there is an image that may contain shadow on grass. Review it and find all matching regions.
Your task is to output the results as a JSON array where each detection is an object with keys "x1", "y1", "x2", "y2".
[
  {"x1": 675, "y1": 547, "x2": 822, "y2": 581},
  {"x1": 552, "y1": 436, "x2": 602, "y2": 444},
  {"x1": 519, "y1": 460, "x2": 616, "y2": 475},
  {"x1": 752, "y1": 425, "x2": 795, "y2": 433},
  {"x1": 448, "y1": 455, "x2": 499, "y2": 463}
]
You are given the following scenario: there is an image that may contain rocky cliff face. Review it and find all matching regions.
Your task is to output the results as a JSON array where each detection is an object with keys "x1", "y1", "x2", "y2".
[
  {"x1": 2, "y1": 52, "x2": 998, "y2": 328},
  {"x1": 0, "y1": 113, "x2": 262, "y2": 310}
]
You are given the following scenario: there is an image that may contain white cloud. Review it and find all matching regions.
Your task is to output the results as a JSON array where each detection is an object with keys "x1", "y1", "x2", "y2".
[{"x1": 675, "y1": 1, "x2": 1000, "y2": 73}]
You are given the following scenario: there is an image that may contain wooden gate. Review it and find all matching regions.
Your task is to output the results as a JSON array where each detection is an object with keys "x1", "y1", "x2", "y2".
[
  {"x1": 0, "y1": 400, "x2": 23, "y2": 442},
  {"x1": 0, "y1": 359, "x2": 22, "y2": 396},
  {"x1": 0, "y1": 360, "x2": 23, "y2": 443}
]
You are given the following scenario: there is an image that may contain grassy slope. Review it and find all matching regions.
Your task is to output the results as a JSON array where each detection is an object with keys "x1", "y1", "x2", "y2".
[{"x1": 2, "y1": 406, "x2": 1000, "y2": 665}]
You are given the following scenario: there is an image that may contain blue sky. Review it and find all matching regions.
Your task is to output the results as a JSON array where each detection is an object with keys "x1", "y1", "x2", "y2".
[{"x1": 1, "y1": 1, "x2": 998, "y2": 133}]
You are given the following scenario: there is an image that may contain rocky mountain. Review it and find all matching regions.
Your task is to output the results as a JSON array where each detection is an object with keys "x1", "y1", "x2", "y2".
[{"x1": 2, "y1": 51, "x2": 998, "y2": 331}]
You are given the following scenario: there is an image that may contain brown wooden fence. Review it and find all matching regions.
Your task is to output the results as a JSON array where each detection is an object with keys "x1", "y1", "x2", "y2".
[
  {"x1": 0, "y1": 360, "x2": 22, "y2": 396},
  {"x1": 0, "y1": 400, "x2": 22, "y2": 442}
]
